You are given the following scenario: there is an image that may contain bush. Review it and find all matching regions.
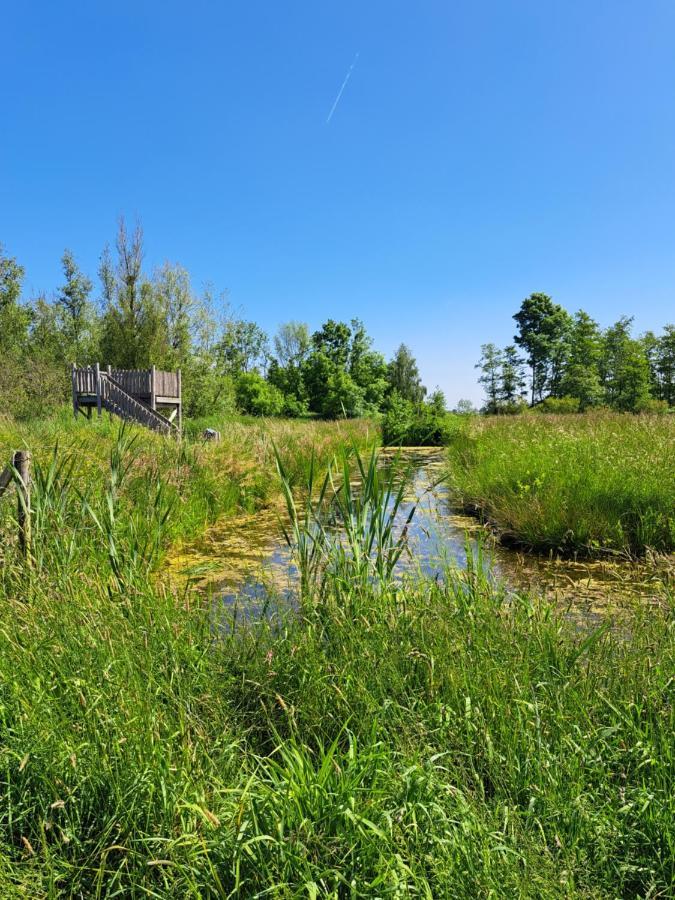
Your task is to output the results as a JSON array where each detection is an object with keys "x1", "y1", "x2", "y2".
[
  {"x1": 0, "y1": 355, "x2": 67, "y2": 420},
  {"x1": 382, "y1": 393, "x2": 462, "y2": 446},
  {"x1": 321, "y1": 370, "x2": 365, "y2": 419},
  {"x1": 537, "y1": 396, "x2": 581, "y2": 414},
  {"x1": 636, "y1": 398, "x2": 670, "y2": 414},
  {"x1": 235, "y1": 372, "x2": 285, "y2": 416},
  {"x1": 282, "y1": 395, "x2": 310, "y2": 418}
]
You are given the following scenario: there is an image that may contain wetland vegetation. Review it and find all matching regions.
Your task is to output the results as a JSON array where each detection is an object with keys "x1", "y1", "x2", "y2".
[{"x1": 0, "y1": 408, "x2": 673, "y2": 896}]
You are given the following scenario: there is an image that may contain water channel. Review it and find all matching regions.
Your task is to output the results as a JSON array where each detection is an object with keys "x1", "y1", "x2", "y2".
[{"x1": 166, "y1": 448, "x2": 672, "y2": 623}]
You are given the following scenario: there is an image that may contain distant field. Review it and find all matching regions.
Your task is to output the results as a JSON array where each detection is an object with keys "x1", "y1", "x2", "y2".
[{"x1": 446, "y1": 412, "x2": 675, "y2": 556}]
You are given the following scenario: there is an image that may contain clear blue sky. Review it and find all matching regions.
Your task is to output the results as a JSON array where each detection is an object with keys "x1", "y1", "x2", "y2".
[{"x1": 2, "y1": 1, "x2": 674, "y2": 404}]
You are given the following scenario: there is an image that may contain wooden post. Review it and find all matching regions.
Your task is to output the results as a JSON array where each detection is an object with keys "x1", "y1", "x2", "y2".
[
  {"x1": 71, "y1": 363, "x2": 78, "y2": 419},
  {"x1": 13, "y1": 451, "x2": 31, "y2": 562},
  {"x1": 151, "y1": 365, "x2": 156, "y2": 411},
  {"x1": 95, "y1": 363, "x2": 102, "y2": 418},
  {"x1": 177, "y1": 369, "x2": 182, "y2": 433}
]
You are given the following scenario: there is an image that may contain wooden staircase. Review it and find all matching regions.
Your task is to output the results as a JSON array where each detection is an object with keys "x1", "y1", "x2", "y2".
[{"x1": 72, "y1": 365, "x2": 181, "y2": 434}]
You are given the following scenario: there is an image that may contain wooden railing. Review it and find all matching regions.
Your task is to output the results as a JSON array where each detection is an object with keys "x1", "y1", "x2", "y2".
[
  {"x1": 73, "y1": 366, "x2": 180, "y2": 399},
  {"x1": 109, "y1": 368, "x2": 152, "y2": 397},
  {"x1": 73, "y1": 366, "x2": 98, "y2": 393},
  {"x1": 100, "y1": 376, "x2": 176, "y2": 434},
  {"x1": 154, "y1": 369, "x2": 180, "y2": 398}
]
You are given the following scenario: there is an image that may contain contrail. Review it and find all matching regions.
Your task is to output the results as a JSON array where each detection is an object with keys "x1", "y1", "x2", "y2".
[{"x1": 326, "y1": 52, "x2": 359, "y2": 124}]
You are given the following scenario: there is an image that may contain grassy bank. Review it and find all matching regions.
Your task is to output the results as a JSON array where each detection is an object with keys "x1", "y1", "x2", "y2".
[
  {"x1": 446, "y1": 412, "x2": 675, "y2": 556},
  {"x1": 0, "y1": 408, "x2": 375, "y2": 549},
  {"x1": 0, "y1": 419, "x2": 673, "y2": 896}
]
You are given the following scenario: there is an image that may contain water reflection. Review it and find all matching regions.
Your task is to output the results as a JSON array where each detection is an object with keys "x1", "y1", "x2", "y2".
[{"x1": 166, "y1": 448, "x2": 672, "y2": 620}]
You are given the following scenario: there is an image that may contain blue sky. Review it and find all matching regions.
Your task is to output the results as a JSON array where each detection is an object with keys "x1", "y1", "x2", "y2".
[{"x1": 2, "y1": 1, "x2": 674, "y2": 404}]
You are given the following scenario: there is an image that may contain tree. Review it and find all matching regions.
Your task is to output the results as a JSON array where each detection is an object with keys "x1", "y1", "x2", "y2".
[
  {"x1": 99, "y1": 219, "x2": 166, "y2": 368},
  {"x1": 427, "y1": 388, "x2": 446, "y2": 415},
  {"x1": 476, "y1": 343, "x2": 503, "y2": 414},
  {"x1": 348, "y1": 319, "x2": 388, "y2": 412},
  {"x1": 268, "y1": 322, "x2": 311, "y2": 411},
  {"x1": 273, "y1": 322, "x2": 310, "y2": 368},
  {"x1": 302, "y1": 319, "x2": 387, "y2": 418},
  {"x1": 0, "y1": 244, "x2": 30, "y2": 356},
  {"x1": 56, "y1": 249, "x2": 96, "y2": 361},
  {"x1": 559, "y1": 310, "x2": 604, "y2": 410},
  {"x1": 311, "y1": 319, "x2": 352, "y2": 367},
  {"x1": 454, "y1": 399, "x2": 477, "y2": 415},
  {"x1": 641, "y1": 330, "x2": 662, "y2": 400},
  {"x1": 321, "y1": 369, "x2": 365, "y2": 419},
  {"x1": 499, "y1": 345, "x2": 526, "y2": 406},
  {"x1": 655, "y1": 325, "x2": 675, "y2": 406},
  {"x1": 387, "y1": 344, "x2": 426, "y2": 403},
  {"x1": 217, "y1": 317, "x2": 269, "y2": 375},
  {"x1": 513, "y1": 293, "x2": 572, "y2": 404},
  {"x1": 601, "y1": 317, "x2": 651, "y2": 411},
  {"x1": 152, "y1": 262, "x2": 195, "y2": 367}
]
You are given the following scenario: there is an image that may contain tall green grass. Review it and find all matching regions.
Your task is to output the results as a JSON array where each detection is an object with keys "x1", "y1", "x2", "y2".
[
  {"x1": 0, "y1": 423, "x2": 672, "y2": 896},
  {"x1": 446, "y1": 412, "x2": 675, "y2": 556}
]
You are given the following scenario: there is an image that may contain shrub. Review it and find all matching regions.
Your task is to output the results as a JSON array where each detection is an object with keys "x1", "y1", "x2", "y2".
[
  {"x1": 636, "y1": 398, "x2": 670, "y2": 414},
  {"x1": 382, "y1": 393, "x2": 462, "y2": 446},
  {"x1": 235, "y1": 372, "x2": 285, "y2": 416},
  {"x1": 321, "y1": 370, "x2": 365, "y2": 419},
  {"x1": 537, "y1": 396, "x2": 581, "y2": 414}
]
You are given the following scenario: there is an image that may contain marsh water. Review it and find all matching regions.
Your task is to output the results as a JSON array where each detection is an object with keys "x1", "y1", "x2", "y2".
[{"x1": 166, "y1": 448, "x2": 671, "y2": 621}]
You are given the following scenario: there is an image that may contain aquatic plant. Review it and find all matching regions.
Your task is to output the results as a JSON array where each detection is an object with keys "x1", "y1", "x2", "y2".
[{"x1": 275, "y1": 445, "x2": 416, "y2": 605}]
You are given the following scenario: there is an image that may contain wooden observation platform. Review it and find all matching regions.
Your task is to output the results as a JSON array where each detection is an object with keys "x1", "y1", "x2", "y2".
[{"x1": 71, "y1": 364, "x2": 181, "y2": 434}]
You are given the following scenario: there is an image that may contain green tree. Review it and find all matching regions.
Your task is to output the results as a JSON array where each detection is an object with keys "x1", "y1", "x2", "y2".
[
  {"x1": 99, "y1": 219, "x2": 166, "y2": 368},
  {"x1": 273, "y1": 321, "x2": 310, "y2": 368},
  {"x1": 513, "y1": 293, "x2": 572, "y2": 404},
  {"x1": 0, "y1": 244, "x2": 30, "y2": 356},
  {"x1": 427, "y1": 388, "x2": 446, "y2": 415},
  {"x1": 56, "y1": 249, "x2": 96, "y2": 361},
  {"x1": 387, "y1": 344, "x2": 427, "y2": 403},
  {"x1": 152, "y1": 263, "x2": 195, "y2": 367},
  {"x1": 476, "y1": 343, "x2": 503, "y2": 414},
  {"x1": 311, "y1": 319, "x2": 352, "y2": 367},
  {"x1": 499, "y1": 345, "x2": 526, "y2": 406},
  {"x1": 655, "y1": 325, "x2": 675, "y2": 406},
  {"x1": 303, "y1": 319, "x2": 387, "y2": 418},
  {"x1": 217, "y1": 317, "x2": 269, "y2": 375},
  {"x1": 321, "y1": 369, "x2": 365, "y2": 419},
  {"x1": 268, "y1": 322, "x2": 311, "y2": 411},
  {"x1": 559, "y1": 310, "x2": 604, "y2": 410},
  {"x1": 601, "y1": 317, "x2": 651, "y2": 411},
  {"x1": 349, "y1": 319, "x2": 388, "y2": 412}
]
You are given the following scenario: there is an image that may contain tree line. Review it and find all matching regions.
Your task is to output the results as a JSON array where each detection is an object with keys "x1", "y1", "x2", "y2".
[
  {"x1": 477, "y1": 293, "x2": 674, "y2": 413},
  {"x1": 0, "y1": 221, "x2": 437, "y2": 422}
]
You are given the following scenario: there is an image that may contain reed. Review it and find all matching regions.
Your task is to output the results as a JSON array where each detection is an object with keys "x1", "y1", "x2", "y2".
[{"x1": 446, "y1": 411, "x2": 675, "y2": 556}]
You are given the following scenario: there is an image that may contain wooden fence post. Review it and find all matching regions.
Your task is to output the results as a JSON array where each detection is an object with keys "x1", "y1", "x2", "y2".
[
  {"x1": 95, "y1": 363, "x2": 102, "y2": 418},
  {"x1": 177, "y1": 369, "x2": 182, "y2": 433},
  {"x1": 13, "y1": 451, "x2": 31, "y2": 562},
  {"x1": 71, "y1": 363, "x2": 78, "y2": 419},
  {"x1": 151, "y1": 365, "x2": 156, "y2": 411}
]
